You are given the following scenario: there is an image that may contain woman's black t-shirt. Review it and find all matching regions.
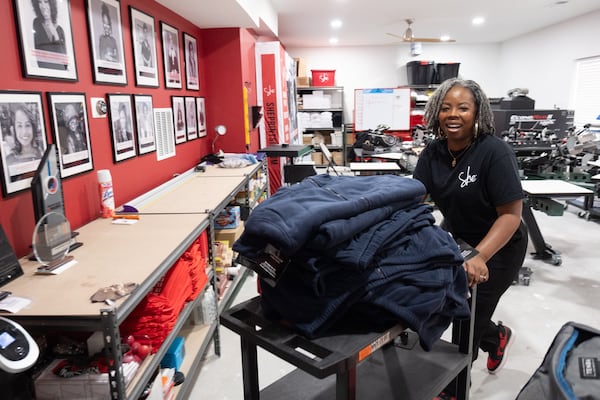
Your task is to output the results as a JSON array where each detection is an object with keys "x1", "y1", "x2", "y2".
[{"x1": 413, "y1": 134, "x2": 524, "y2": 246}]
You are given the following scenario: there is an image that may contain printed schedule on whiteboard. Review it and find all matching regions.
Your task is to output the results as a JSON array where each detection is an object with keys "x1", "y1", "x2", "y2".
[{"x1": 354, "y1": 88, "x2": 411, "y2": 131}]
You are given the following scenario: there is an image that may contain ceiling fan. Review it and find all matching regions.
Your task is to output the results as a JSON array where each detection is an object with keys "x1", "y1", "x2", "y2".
[{"x1": 387, "y1": 19, "x2": 456, "y2": 43}]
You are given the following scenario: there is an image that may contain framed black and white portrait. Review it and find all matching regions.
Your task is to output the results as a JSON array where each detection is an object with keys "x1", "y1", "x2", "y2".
[
  {"x1": 107, "y1": 94, "x2": 136, "y2": 162},
  {"x1": 13, "y1": 0, "x2": 78, "y2": 81},
  {"x1": 185, "y1": 96, "x2": 197, "y2": 140},
  {"x1": 133, "y1": 94, "x2": 156, "y2": 155},
  {"x1": 47, "y1": 93, "x2": 93, "y2": 178},
  {"x1": 171, "y1": 96, "x2": 186, "y2": 144},
  {"x1": 86, "y1": 0, "x2": 127, "y2": 85},
  {"x1": 161, "y1": 22, "x2": 182, "y2": 89},
  {"x1": 129, "y1": 7, "x2": 158, "y2": 88},
  {"x1": 0, "y1": 91, "x2": 48, "y2": 196},
  {"x1": 196, "y1": 97, "x2": 207, "y2": 138},
  {"x1": 183, "y1": 33, "x2": 199, "y2": 90}
]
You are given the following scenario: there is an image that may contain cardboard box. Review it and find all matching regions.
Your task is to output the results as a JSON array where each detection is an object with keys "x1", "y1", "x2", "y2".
[
  {"x1": 311, "y1": 152, "x2": 323, "y2": 165},
  {"x1": 215, "y1": 206, "x2": 241, "y2": 229},
  {"x1": 296, "y1": 76, "x2": 310, "y2": 87},
  {"x1": 160, "y1": 337, "x2": 185, "y2": 370},
  {"x1": 294, "y1": 57, "x2": 307, "y2": 77},
  {"x1": 34, "y1": 359, "x2": 138, "y2": 400},
  {"x1": 332, "y1": 151, "x2": 344, "y2": 166},
  {"x1": 214, "y1": 222, "x2": 244, "y2": 244}
]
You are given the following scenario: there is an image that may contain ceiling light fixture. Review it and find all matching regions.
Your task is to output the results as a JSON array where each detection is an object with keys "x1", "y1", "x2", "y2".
[
  {"x1": 329, "y1": 37, "x2": 339, "y2": 44},
  {"x1": 331, "y1": 19, "x2": 342, "y2": 28},
  {"x1": 440, "y1": 35, "x2": 451, "y2": 42},
  {"x1": 472, "y1": 17, "x2": 485, "y2": 25}
]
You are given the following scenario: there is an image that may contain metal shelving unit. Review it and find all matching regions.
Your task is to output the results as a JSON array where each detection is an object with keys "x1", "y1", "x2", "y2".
[{"x1": 4, "y1": 162, "x2": 268, "y2": 400}]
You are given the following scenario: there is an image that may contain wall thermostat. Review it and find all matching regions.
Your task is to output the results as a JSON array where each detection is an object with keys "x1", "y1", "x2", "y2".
[{"x1": 0, "y1": 317, "x2": 39, "y2": 373}]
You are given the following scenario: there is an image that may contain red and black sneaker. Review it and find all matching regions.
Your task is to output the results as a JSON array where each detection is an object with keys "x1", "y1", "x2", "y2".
[
  {"x1": 487, "y1": 321, "x2": 513, "y2": 374},
  {"x1": 433, "y1": 392, "x2": 456, "y2": 400}
]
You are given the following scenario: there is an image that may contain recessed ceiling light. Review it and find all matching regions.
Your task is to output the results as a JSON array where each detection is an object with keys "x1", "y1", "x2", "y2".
[
  {"x1": 440, "y1": 35, "x2": 451, "y2": 42},
  {"x1": 331, "y1": 19, "x2": 342, "y2": 28},
  {"x1": 329, "y1": 37, "x2": 339, "y2": 44},
  {"x1": 472, "y1": 17, "x2": 485, "y2": 25}
]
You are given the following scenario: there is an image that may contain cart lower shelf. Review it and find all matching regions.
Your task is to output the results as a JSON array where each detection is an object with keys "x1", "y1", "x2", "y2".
[
  {"x1": 260, "y1": 337, "x2": 470, "y2": 400},
  {"x1": 221, "y1": 296, "x2": 473, "y2": 400}
]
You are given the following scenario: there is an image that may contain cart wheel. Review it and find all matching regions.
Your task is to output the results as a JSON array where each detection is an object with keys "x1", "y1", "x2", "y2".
[
  {"x1": 552, "y1": 255, "x2": 562, "y2": 266},
  {"x1": 585, "y1": 212, "x2": 591, "y2": 221}
]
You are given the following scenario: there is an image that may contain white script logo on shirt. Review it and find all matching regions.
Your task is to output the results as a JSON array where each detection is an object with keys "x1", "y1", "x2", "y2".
[{"x1": 458, "y1": 166, "x2": 477, "y2": 188}]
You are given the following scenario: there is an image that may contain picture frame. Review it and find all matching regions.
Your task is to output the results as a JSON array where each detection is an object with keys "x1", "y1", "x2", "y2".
[
  {"x1": 107, "y1": 94, "x2": 136, "y2": 162},
  {"x1": 13, "y1": 0, "x2": 78, "y2": 81},
  {"x1": 129, "y1": 7, "x2": 159, "y2": 87},
  {"x1": 0, "y1": 91, "x2": 48, "y2": 196},
  {"x1": 171, "y1": 96, "x2": 186, "y2": 144},
  {"x1": 185, "y1": 96, "x2": 198, "y2": 140},
  {"x1": 86, "y1": 0, "x2": 127, "y2": 85},
  {"x1": 183, "y1": 33, "x2": 199, "y2": 90},
  {"x1": 196, "y1": 97, "x2": 207, "y2": 137},
  {"x1": 133, "y1": 94, "x2": 156, "y2": 154},
  {"x1": 46, "y1": 93, "x2": 94, "y2": 178},
  {"x1": 161, "y1": 22, "x2": 182, "y2": 89}
]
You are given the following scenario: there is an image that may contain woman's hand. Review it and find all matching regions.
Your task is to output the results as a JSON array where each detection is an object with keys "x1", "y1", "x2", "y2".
[{"x1": 463, "y1": 254, "x2": 489, "y2": 287}]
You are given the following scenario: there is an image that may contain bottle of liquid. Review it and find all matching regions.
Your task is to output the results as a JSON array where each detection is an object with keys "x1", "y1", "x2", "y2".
[{"x1": 97, "y1": 169, "x2": 115, "y2": 218}]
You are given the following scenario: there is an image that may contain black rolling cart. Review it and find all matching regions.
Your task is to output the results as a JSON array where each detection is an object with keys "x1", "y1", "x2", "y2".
[{"x1": 220, "y1": 294, "x2": 475, "y2": 400}]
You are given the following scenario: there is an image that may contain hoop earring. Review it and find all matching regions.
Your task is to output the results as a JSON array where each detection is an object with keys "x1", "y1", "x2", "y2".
[
  {"x1": 437, "y1": 126, "x2": 445, "y2": 138},
  {"x1": 474, "y1": 122, "x2": 479, "y2": 138}
]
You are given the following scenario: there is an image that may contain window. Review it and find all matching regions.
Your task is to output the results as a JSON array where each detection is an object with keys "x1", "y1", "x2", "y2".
[{"x1": 572, "y1": 56, "x2": 600, "y2": 128}]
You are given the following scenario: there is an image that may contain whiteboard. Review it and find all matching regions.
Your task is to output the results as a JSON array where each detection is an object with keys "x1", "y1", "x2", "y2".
[{"x1": 354, "y1": 88, "x2": 411, "y2": 131}]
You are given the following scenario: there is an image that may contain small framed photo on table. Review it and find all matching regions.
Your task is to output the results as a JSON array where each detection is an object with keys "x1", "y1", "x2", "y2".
[
  {"x1": 86, "y1": 0, "x2": 127, "y2": 85},
  {"x1": 161, "y1": 22, "x2": 182, "y2": 89},
  {"x1": 13, "y1": 0, "x2": 78, "y2": 81},
  {"x1": 46, "y1": 92, "x2": 94, "y2": 178},
  {"x1": 107, "y1": 94, "x2": 136, "y2": 162},
  {"x1": 0, "y1": 91, "x2": 48, "y2": 196}
]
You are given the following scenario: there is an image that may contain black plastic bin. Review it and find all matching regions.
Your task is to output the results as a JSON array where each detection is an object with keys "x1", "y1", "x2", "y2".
[
  {"x1": 406, "y1": 61, "x2": 435, "y2": 85},
  {"x1": 434, "y1": 63, "x2": 460, "y2": 84}
]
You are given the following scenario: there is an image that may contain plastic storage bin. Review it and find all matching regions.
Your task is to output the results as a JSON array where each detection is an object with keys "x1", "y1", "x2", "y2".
[
  {"x1": 434, "y1": 63, "x2": 460, "y2": 84},
  {"x1": 406, "y1": 61, "x2": 435, "y2": 85},
  {"x1": 311, "y1": 70, "x2": 336, "y2": 87}
]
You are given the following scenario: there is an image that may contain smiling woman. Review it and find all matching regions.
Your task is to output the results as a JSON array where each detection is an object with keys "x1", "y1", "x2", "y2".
[{"x1": 413, "y1": 78, "x2": 529, "y2": 397}]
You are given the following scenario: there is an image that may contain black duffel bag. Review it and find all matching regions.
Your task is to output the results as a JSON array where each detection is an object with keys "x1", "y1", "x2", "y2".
[{"x1": 516, "y1": 321, "x2": 600, "y2": 400}]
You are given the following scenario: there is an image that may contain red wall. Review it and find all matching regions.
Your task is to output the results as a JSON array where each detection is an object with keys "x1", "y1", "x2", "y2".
[
  {"x1": 0, "y1": 1, "x2": 255, "y2": 257},
  {"x1": 201, "y1": 28, "x2": 261, "y2": 154}
]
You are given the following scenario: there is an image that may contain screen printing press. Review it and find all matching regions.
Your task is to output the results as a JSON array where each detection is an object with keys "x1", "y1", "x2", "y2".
[{"x1": 520, "y1": 179, "x2": 594, "y2": 269}]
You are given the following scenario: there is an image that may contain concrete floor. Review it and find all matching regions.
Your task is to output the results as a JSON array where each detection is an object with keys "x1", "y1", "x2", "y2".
[{"x1": 190, "y1": 200, "x2": 600, "y2": 399}]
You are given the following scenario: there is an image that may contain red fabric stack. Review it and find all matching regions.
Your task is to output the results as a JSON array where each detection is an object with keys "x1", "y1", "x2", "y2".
[{"x1": 121, "y1": 233, "x2": 209, "y2": 351}]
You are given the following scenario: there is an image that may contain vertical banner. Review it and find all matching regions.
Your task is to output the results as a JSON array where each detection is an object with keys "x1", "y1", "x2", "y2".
[
  {"x1": 259, "y1": 53, "x2": 282, "y2": 193},
  {"x1": 255, "y1": 42, "x2": 297, "y2": 194}
]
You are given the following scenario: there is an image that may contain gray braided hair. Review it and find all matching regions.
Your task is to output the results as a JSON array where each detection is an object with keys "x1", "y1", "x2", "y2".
[{"x1": 423, "y1": 78, "x2": 495, "y2": 137}]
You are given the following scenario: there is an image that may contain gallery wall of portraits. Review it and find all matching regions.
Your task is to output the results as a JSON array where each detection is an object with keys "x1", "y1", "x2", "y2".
[{"x1": 0, "y1": 0, "x2": 216, "y2": 256}]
